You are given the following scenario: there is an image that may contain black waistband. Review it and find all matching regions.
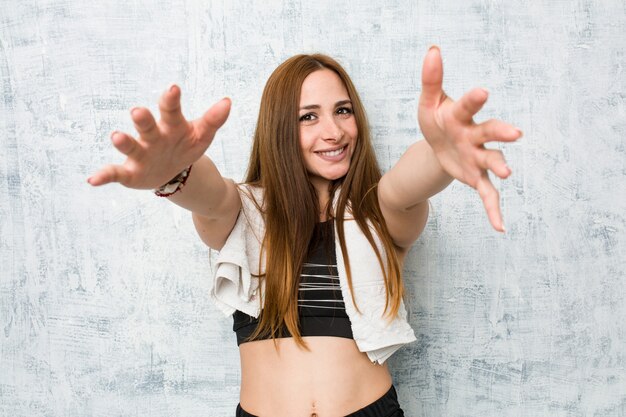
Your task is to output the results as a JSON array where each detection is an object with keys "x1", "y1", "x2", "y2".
[
  {"x1": 234, "y1": 312, "x2": 353, "y2": 345},
  {"x1": 236, "y1": 384, "x2": 403, "y2": 416}
]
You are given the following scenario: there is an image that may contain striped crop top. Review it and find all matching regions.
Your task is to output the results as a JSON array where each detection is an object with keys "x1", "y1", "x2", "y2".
[{"x1": 233, "y1": 219, "x2": 353, "y2": 345}]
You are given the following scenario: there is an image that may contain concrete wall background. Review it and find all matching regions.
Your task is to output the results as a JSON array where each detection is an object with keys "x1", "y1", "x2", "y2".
[{"x1": 1, "y1": 1, "x2": 624, "y2": 416}]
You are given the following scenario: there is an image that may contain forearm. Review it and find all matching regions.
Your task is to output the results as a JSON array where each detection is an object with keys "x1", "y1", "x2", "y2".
[
  {"x1": 379, "y1": 140, "x2": 453, "y2": 211},
  {"x1": 165, "y1": 155, "x2": 238, "y2": 219}
]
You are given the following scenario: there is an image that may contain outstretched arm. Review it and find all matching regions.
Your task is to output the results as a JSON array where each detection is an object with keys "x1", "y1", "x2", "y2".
[
  {"x1": 379, "y1": 46, "x2": 522, "y2": 250},
  {"x1": 88, "y1": 85, "x2": 241, "y2": 250}
]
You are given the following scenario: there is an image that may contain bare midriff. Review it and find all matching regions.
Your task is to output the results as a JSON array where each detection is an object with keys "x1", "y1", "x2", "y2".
[{"x1": 238, "y1": 336, "x2": 392, "y2": 417}]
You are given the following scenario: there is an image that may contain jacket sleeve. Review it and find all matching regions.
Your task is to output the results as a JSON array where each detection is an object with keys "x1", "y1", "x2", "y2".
[{"x1": 209, "y1": 185, "x2": 263, "y2": 318}]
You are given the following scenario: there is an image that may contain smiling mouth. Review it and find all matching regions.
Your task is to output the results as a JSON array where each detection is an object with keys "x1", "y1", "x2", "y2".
[{"x1": 315, "y1": 145, "x2": 347, "y2": 157}]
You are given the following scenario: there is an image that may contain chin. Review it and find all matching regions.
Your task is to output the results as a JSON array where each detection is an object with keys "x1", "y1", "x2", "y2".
[{"x1": 323, "y1": 169, "x2": 349, "y2": 181}]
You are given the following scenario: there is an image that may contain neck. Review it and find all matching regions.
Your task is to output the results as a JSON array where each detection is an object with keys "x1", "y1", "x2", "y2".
[{"x1": 310, "y1": 176, "x2": 331, "y2": 222}]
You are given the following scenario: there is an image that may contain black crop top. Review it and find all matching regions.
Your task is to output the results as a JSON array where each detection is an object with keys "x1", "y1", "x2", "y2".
[{"x1": 233, "y1": 219, "x2": 353, "y2": 345}]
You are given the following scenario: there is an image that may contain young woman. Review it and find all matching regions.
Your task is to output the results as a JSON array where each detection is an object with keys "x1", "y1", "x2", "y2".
[{"x1": 88, "y1": 47, "x2": 521, "y2": 416}]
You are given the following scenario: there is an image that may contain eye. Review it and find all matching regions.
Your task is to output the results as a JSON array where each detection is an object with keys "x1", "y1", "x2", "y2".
[
  {"x1": 299, "y1": 113, "x2": 317, "y2": 122},
  {"x1": 336, "y1": 107, "x2": 353, "y2": 117}
]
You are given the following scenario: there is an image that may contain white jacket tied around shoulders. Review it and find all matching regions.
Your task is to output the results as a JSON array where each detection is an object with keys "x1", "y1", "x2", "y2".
[{"x1": 210, "y1": 184, "x2": 417, "y2": 364}]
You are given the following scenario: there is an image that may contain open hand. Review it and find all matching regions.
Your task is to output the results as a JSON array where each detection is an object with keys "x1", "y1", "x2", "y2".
[
  {"x1": 418, "y1": 46, "x2": 522, "y2": 232},
  {"x1": 88, "y1": 85, "x2": 231, "y2": 189}
]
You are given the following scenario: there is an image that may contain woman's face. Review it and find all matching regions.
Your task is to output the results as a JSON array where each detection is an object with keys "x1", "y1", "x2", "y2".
[{"x1": 298, "y1": 69, "x2": 358, "y2": 194}]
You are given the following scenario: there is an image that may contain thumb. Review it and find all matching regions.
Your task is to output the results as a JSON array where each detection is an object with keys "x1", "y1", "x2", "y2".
[
  {"x1": 420, "y1": 46, "x2": 444, "y2": 108},
  {"x1": 196, "y1": 97, "x2": 232, "y2": 140}
]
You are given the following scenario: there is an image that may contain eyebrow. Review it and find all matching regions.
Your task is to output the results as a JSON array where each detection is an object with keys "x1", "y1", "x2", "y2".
[{"x1": 299, "y1": 100, "x2": 352, "y2": 111}]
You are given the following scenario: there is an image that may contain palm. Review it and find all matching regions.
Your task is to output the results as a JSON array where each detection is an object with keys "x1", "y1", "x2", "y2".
[
  {"x1": 88, "y1": 85, "x2": 231, "y2": 189},
  {"x1": 418, "y1": 47, "x2": 522, "y2": 232}
]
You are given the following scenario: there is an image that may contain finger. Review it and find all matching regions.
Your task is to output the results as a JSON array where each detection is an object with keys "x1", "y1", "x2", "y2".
[
  {"x1": 111, "y1": 131, "x2": 142, "y2": 157},
  {"x1": 87, "y1": 164, "x2": 132, "y2": 187},
  {"x1": 159, "y1": 84, "x2": 186, "y2": 127},
  {"x1": 478, "y1": 148, "x2": 511, "y2": 179},
  {"x1": 452, "y1": 87, "x2": 489, "y2": 124},
  {"x1": 472, "y1": 119, "x2": 523, "y2": 145},
  {"x1": 130, "y1": 107, "x2": 160, "y2": 143},
  {"x1": 476, "y1": 174, "x2": 504, "y2": 232},
  {"x1": 194, "y1": 97, "x2": 232, "y2": 143},
  {"x1": 420, "y1": 45, "x2": 444, "y2": 108}
]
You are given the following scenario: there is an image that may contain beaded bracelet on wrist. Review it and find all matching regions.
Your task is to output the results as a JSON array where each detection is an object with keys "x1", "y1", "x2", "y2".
[{"x1": 154, "y1": 165, "x2": 193, "y2": 197}]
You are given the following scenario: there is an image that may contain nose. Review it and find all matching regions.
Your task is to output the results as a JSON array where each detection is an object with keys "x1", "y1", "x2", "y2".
[{"x1": 320, "y1": 115, "x2": 343, "y2": 141}]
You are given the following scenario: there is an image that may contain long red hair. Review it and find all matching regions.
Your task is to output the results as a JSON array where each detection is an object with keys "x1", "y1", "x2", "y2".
[{"x1": 242, "y1": 54, "x2": 404, "y2": 350}]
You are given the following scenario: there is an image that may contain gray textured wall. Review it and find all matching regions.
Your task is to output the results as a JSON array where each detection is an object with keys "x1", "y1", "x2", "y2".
[{"x1": 1, "y1": 1, "x2": 624, "y2": 416}]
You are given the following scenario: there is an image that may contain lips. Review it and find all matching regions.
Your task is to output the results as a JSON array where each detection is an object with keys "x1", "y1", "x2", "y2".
[
  {"x1": 314, "y1": 145, "x2": 348, "y2": 162},
  {"x1": 315, "y1": 145, "x2": 347, "y2": 157}
]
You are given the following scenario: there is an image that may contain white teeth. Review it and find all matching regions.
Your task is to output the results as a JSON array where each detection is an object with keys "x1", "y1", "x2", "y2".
[{"x1": 317, "y1": 146, "x2": 345, "y2": 157}]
